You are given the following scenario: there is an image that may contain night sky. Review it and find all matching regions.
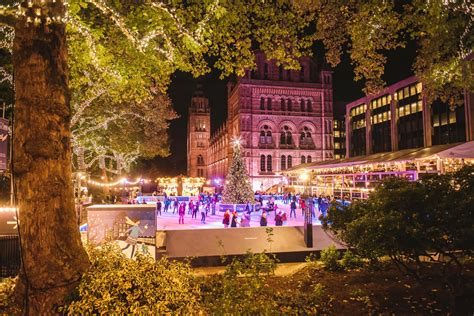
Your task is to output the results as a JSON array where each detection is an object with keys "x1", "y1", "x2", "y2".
[{"x1": 134, "y1": 41, "x2": 417, "y2": 177}]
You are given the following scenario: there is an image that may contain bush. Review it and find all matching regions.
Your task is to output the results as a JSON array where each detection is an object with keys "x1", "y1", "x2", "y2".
[
  {"x1": 341, "y1": 250, "x2": 364, "y2": 269},
  {"x1": 320, "y1": 246, "x2": 342, "y2": 271},
  {"x1": 0, "y1": 277, "x2": 16, "y2": 313},
  {"x1": 200, "y1": 251, "x2": 277, "y2": 314},
  {"x1": 276, "y1": 283, "x2": 331, "y2": 314},
  {"x1": 321, "y1": 166, "x2": 474, "y2": 309},
  {"x1": 60, "y1": 243, "x2": 203, "y2": 314}
]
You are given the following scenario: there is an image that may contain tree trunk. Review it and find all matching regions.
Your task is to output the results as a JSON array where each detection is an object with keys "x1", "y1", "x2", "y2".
[{"x1": 12, "y1": 3, "x2": 89, "y2": 314}]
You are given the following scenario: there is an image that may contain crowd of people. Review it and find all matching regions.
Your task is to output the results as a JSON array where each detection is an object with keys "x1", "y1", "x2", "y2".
[
  {"x1": 151, "y1": 191, "x2": 340, "y2": 228},
  {"x1": 155, "y1": 192, "x2": 219, "y2": 224}
]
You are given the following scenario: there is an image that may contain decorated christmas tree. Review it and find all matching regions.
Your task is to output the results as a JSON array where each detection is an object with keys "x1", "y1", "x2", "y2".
[{"x1": 222, "y1": 138, "x2": 255, "y2": 204}]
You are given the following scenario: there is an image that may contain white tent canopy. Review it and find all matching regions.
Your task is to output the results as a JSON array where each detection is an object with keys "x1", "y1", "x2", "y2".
[{"x1": 429, "y1": 141, "x2": 474, "y2": 159}]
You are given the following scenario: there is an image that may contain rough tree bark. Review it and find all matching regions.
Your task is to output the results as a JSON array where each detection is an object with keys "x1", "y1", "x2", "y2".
[{"x1": 12, "y1": 1, "x2": 89, "y2": 314}]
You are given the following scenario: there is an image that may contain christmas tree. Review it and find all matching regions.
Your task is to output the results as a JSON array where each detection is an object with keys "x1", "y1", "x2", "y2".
[{"x1": 222, "y1": 138, "x2": 255, "y2": 204}]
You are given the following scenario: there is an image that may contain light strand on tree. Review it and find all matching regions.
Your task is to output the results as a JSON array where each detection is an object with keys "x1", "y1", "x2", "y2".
[
  {"x1": 0, "y1": 25, "x2": 14, "y2": 52},
  {"x1": 0, "y1": 67, "x2": 13, "y2": 85}
]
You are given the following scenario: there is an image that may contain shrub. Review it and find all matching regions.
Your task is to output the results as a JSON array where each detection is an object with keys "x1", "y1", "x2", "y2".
[
  {"x1": 320, "y1": 246, "x2": 342, "y2": 271},
  {"x1": 0, "y1": 277, "x2": 16, "y2": 312},
  {"x1": 341, "y1": 250, "x2": 364, "y2": 269},
  {"x1": 200, "y1": 251, "x2": 277, "y2": 314},
  {"x1": 60, "y1": 243, "x2": 203, "y2": 314},
  {"x1": 276, "y1": 283, "x2": 331, "y2": 314},
  {"x1": 321, "y1": 166, "x2": 474, "y2": 309}
]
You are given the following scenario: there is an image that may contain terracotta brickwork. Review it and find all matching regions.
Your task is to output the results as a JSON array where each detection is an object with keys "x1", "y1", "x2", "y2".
[{"x1": 188, "y1": 52, "x2": 334, "y2": 191}]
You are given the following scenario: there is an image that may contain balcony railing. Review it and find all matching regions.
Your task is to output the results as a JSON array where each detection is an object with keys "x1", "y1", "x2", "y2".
[
  {"x1": 279, "y1": 144, "x2": 296, "y2": 149},
  {"x1": 258, "y1": 142, "x2": 276, "y2": 149},
  {"x1": 299, "y1": 143, "x2": 316, "y2": 150}
]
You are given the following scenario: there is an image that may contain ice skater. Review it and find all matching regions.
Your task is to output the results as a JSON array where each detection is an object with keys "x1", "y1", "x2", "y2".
[{"x1": 122, "y1": 217, "x2": 148, "y2": 258}]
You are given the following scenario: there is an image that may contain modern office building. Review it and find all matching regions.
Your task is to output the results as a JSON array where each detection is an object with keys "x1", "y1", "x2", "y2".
[{"x1": 346, "y1": 76, "x2": 470, "y2": 158}]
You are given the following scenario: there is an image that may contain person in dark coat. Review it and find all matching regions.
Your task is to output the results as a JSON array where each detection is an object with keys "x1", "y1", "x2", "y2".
[
  {"x1": 230, "y1": 211, "x2": 238, "y2": 227},
  {"x1": 156, "y1": 200, "x2": 162, "y2": 216},
  {"x1": 260, "y1": 211, "x2": 268, "y2": 227},
  {"x1": 275, "y1": 211, "x2": 283, "y2": 226}
]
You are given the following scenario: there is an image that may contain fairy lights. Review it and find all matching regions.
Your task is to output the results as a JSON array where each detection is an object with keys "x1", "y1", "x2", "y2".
[{"x1": 86, "y1": 177, "x2": 149, "y2": 187}]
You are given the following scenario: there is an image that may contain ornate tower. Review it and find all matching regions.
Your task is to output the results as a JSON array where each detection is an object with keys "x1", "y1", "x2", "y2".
[{"x1": 187, "y1": 84, "x2": 210, "y2": 178}]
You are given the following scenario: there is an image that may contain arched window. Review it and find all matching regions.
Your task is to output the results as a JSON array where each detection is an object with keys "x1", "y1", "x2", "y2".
[
  {"x1": 264, "y1": 63, "x2": 268, "y2": 79},
  {"x1": 197, "y1": 155, "x2": 204, "y2": 165},
  {"x1": 281, "y1": 155, "x2": 286, "y2": 170},
  {"x1": 266, "y1": 131, "x2": 272, "y2": 143},
  {"x1": 300, "y1": 99, "x2": 305, "y2": 112},
  {"x1": 301, "y1": 156, "x2": 306, "y2": 164},
  {"x1": 267, "y1": 98, "x2": 272, "y2": 110},
  {"x1": 300, "y1": 126, "x2": 313, "y2": 146},
  {"x1": 287, "y1": 155, "x2": 292, "y2": 169},
  {"x1": 287, "y1": 99, "x2": 292, "y2": 111},
  {"x1": 260, "y1": 97, "x2": 265, "y2": 110},
  {"x1": 267, "y1": 155, "x2": 272, "y2": 172},
  {"x1": 287, "y1": 69, "x2": 291, "y2": 81},
  {"x1": 281, "y1": 98, "x2": 285, "y2": 111},
  {"x1": 307, "y1": 100, "x2": 312, "y2": 112},
  {"x1": 260, "y1": 125, "x2": 272, "y2": 144},
  {"x1": 280, "y1": 125, "x2": 293, "y2": 145},
  {"x1": 260, "y1": 155, "x2": 266, "y2": 172},
  {"x1": 307, "y1": 156, "x2": 312, "y2": 163},
  {"x1": 279, "y1": 65, "x2": 283, "y2": 80}
]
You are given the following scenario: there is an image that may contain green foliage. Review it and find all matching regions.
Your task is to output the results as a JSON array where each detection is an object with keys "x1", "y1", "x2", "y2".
[
  {"x1": 275, "y1": 282, "x2": 329, "y2": 314},
  {"x1": 322, "y1": 166, "x2": 474, "y2": 300},
  {"x1": 0, "y1": 277, "x2": 15, "y2": 312},
  {"x1": 60, "y1": 243, "x2": 203, "y2": 314},
  {"x1": 320, "y1": 246, "x2": 342, "y2": 272},
  {"x1": 201, "y1": 251, "x2": 277, "y2": 314},
  {"x1": 222, "y1": 143, "x2": 254, "y2": 204},
  {"x1": 341, "y1": 250, "x2": 364, "y2": 270}
]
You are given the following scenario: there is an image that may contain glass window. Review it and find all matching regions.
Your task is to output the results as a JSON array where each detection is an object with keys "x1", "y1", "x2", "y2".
[
  {"x1": 287, "y1": 99, "x2": 292, "y2": 111},
  {"x1": 260, "y1": 97, "x2": 265, "y2": 110},
  {"x1": 267, "y1": 155, "x2": 272, "y2": 171},
  {"x1": 334, "y1": 131, "x2": 340, "y2": 137},
  {"x1": 301, "y1": 156, "x2": 306, "y2": 164},
  {"x1": 433, "y1": 114, "x2": 440, "y2": 127},
  {"x1": 441, "y1": 113, "x2": 448, "y2": 126},
  {"x1": 335, "y1": 142, "x2": 340, "y2": 149},
  {"x1": 410, "y1": 85, "x2": 417, "y2": 96},
  {"x1": 417, "y1": 101, "x2": 423, "y2": 112},
  {"x1": 416, "y1": 82, "x2": 422, "y2": 93},
  {"x1": 281, "y1": 155, "x2": 286, "y2": 170},
  {"x1": 300, "y1": 99, "x2": 305, "y2": 112},
  {"x1": 398, "y1": 90, "x2": 403, "y2": 100},
  {"x1": 399, "y1": 107, "x2": 405, "y2": 117},
  {"x1": 378, "y1": 113, "x2": 382, "y2": 122},
  {"x1": 449, "y1": 111, "x2": 456, "y2": 124},
  {"x1": 267, "y1": 98, "x2": 272, "y2": 110},
  {"x1": 382, "y1": 111, "x2": 388, "y2": 121},
  {"x1": 388, "y1": 95, "x2": 392, "y2": 103},
  {"x1": 307, "y1": 100, "x2": 312, "y2": 112},
  {"x1": 373, "y1": 115, "x2": 378, "y2": 124},
  {"x1": 382, "y1": 96, "x2": 387, "y2": 105},
  {"x1": 281, "y1": 98, "x2": 285, "y2": 111},
  {"x1": 260, "y1": 155, "x2": 266, "y2": 171},
  {"x1": 403, "y1": 87, "x2": 409, "y2": 98},
  {"x1": 377, "y1": 98, "x2": 382, "y2": 108},
  {"x1": 411, "y1": 102, "x2": 417, "y2": 113},
  {"x1": 287, "y1": 156, "x2": 292, "y2": 169},
  {"x1": 307, "y1": 156, "x2": 312, "y2": 163}
]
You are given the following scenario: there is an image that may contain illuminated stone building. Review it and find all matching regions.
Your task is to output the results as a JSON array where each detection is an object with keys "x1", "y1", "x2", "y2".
[{"x1": 187, "y1": 52, "x2": 334, "y2": 191}]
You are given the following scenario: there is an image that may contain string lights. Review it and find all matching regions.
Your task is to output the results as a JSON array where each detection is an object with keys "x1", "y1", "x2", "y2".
[{"x1": 86, "y1": 177, "x2": 149, "y2": 187}]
